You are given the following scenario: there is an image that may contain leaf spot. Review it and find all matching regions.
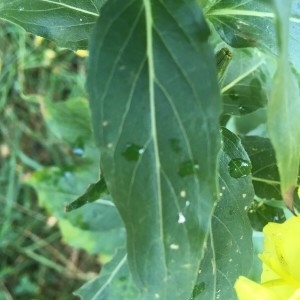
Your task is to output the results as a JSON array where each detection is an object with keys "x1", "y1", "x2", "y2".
[
  {"x1": 180, "y1": 190, "x2": 187, "y2": 198},
  {"x1": 178, "y1": 212, "x2": 186, "y2": 224},
  {"x1": 170, "y1": 244, "x2": 179, "y2": 250}
]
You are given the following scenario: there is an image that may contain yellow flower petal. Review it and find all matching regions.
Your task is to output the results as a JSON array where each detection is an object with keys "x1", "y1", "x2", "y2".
[
  {"x1": 262, "y1": 216, "x2": 300, "y2": 283},
  {"x1": 234, "y1": 276, "x2": 279, "y2": 300}
]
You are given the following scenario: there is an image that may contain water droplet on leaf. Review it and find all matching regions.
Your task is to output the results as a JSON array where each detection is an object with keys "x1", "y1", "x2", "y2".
[
  {"x1": 228, "y1": 158, "x2": 251, "y2": 178},
  {"x1": 122, "y1": 143, "x2": 144, "y2": 161}
]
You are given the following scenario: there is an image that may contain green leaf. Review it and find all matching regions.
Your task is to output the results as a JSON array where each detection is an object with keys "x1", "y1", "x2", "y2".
[
  {"x1": 0, "y1": 0, "x2": 106, "y2": 49},
  {"x1": 206, "y1": 0, "x2": 300, "y2": 71},
  {"x1": 242, "y1": 136, "x2": 282, "y2": 200},
  {"x1": 74, "y1": 248, "x2": 141, "y2": 300},
  {"x1": 26, "y1": 166, "x2": 125, "y2": 255},
  {"x1": 267, "y1": 0, "x2": 300, "y2": 211},
  {"x1": 220, "y1": 48, "x2": 274, "y2": 116},
  {"x1": 42, "y1": 97, "x2": 93, "y2": 144},
  {"x1": 65, "y1": 176, "x2": 108, "y2": 212},
  {"x1": 88, "y1": 0, "x2": 221, "y2": 298},
  {"x1": 247, "y1": 200, "x2": 286, "y2": 232},
  {"x1": 192, "y1": 128, "x2": 254, "y2": 300}
]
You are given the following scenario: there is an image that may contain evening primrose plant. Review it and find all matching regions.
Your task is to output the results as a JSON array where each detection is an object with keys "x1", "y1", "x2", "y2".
[{"x1": 1, "y1": 0, "x2": 300, "y2": 299}]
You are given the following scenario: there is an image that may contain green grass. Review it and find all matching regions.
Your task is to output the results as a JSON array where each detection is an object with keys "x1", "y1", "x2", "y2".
[{"x1": 0, "y1": 20, "x2": 100, "y2": 299}]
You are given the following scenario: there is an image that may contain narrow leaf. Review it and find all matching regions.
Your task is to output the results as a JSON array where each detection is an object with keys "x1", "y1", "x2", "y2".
[
  {"x1": 267, "y1": 0, "x2": 300, "y2": 211},
  {"x1": 192, "y1": 128, "x2": 254, "y2": 300},
  {"x1": 88, "y1": 0, "x2": 221, "y2": 298},
  {"x1": 65, "y1": 176, "x2": 108, "y2": 212}
]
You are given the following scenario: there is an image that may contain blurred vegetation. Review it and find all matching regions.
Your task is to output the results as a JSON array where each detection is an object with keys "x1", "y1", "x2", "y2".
[{"x1": 0, "y1": 20, "x2": 104, "y2": 299}]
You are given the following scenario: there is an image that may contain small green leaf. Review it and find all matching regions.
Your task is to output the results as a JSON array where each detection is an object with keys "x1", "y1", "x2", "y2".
[
  {"x1": 65, "y1": 177, "x2": 108, "y2": 212},
  {"x1": 221, "y1": 48, "x2": 274, "y2": 116}
]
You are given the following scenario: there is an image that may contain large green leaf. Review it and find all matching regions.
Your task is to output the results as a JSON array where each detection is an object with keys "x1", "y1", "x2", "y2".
[
  {"x1": 205, "y1": 0, "x2": 300, "y2": 71},
  {"x1": 0, "y1": 0, "x2": 106, "y2": 49},
  {"x1": 88, "y1": 0, "x2": 221, "y2": 298},
  {"x1": 267, "y1": 0, "x2": 300, "y2": 211},
  {"x1": 191, "y1": 128, "x2": 254, "y2": 300}
]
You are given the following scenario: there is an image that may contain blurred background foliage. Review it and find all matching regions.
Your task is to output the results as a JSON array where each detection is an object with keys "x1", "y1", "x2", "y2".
[{"x1": 0, "y1": 20, "x2": 124, "y2": 299}]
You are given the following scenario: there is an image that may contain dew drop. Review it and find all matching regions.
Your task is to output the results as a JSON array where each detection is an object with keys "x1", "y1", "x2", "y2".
[
  {"x1": 228, "y1": 158, "x2": 251, "y2": 178},
  {"x1": 138, "y1": 148, "x2": 145, "y2": 154},
  {"x1": 19, "y1": 7, "x2": 24, "y2": 11},
  {"x1": 155, "y1": 293, "x2": 160, "y2": 298},
  {"x1": 122, "y1": 143, "x2": 144, "y2": 161},
  {"x1": 102, "y1": 120, "x2": 108, "y2": 127},
  {"x1": 80, "y1": 18, "x2": 83, "y2": 22},
  {"x1": 185, "y1": 200, "x2": 190, "y2": 207},
  {"x1": 242, "y1": 193, "x2": 247, "y2": 198},
  {"x1": 178, "y1": 212, "x2": 186, "y2": 224}
]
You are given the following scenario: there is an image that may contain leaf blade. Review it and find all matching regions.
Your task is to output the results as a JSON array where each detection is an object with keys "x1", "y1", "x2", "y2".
[
  {"x1": 267, "y1": 0, "x2": 300, "y2": 211},
  {"x1": 0, "y1": 0, "x2": 106, "y2": 49},
  {"x1": 88, "y1": 0, "x2": 221, "y2": 298}
]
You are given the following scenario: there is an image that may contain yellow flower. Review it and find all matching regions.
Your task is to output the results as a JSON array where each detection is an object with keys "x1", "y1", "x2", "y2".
[{"x1": 235, "y1": 216, "x2": 300, "y2": 300}]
